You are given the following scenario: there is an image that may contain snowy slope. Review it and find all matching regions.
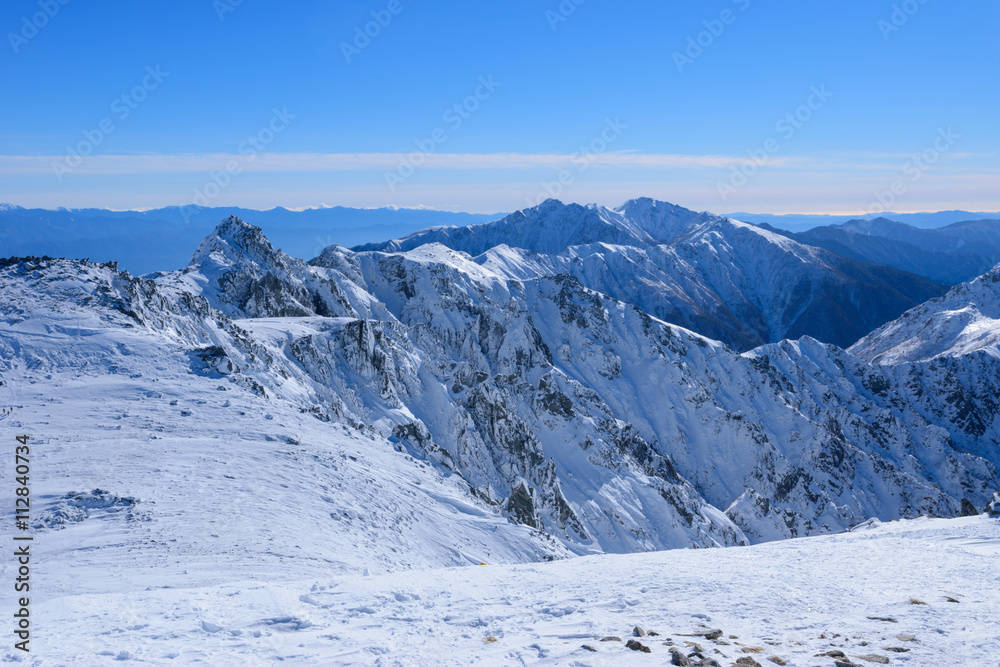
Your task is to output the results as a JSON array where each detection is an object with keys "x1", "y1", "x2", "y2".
[
  {"x1": 851, "y1": 263, "x2": 1000, "y2": 364},
  {"x1": 360, "y1": 199, "x2": 945, "y2": 350},
  {"x1": 0, "y1": 258, "x2": 562, "y2": 580},
  {"x1": 16, "y1": 514, "x2": 1000, "y2": 665}
]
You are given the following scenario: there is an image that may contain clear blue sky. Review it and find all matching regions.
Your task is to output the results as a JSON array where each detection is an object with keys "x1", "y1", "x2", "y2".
[{"x1": 1, "y1": 0, "x2": 997, "y2": 214}]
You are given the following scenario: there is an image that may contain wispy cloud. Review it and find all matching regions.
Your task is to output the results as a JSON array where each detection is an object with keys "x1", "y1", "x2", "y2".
[{"x1": 0, "y1": 151, "x2": 805, "y2": 175}]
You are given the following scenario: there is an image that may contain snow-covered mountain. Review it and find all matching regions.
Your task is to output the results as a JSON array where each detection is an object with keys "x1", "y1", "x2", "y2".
[
  {"x1": 4, "y1": 217, "x2": 1000, "y2": 663},
  {"x1": 2, "y1": 214, "x2": 997, "y2": 563},
  {"x1": 5, "y1": 213, "x2": 1000, "y2": 662},
  {"x1": 360, "y1": 199, "x2": 946, "y2": 351},
  {"x1": 846, "y1": 264, "x2": 1000, "y2": 471},
  {"x1": 851, "y1": 262, "x2": 1000, "y2": 364},
  {"x1": 19, "y1": 213, "x2": 998, "y2": 548},
  {"x1": 154, "y1": 221, "x2": 748, "y2": 552}
]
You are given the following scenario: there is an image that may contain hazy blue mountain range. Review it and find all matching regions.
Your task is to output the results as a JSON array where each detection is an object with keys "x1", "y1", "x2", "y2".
[
  {"x1": 762, "y1": 217, "x2": 1000, "y2": 285},
  {"x1": 731, "y1": 209, "x2": 1000, "y2": 233},
  {"x1": 0, "y1": 204, "x2": 501, "y2": 275}
]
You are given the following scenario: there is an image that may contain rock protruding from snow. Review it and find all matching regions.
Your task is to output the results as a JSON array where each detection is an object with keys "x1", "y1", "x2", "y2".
[{"x1": 158, "y1": 216, "x2": 381, "y2": 320}]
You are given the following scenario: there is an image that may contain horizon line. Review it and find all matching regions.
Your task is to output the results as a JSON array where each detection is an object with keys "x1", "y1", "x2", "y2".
[{"x1": 3, "y1": 199, "x2": 999, "y2": 219}]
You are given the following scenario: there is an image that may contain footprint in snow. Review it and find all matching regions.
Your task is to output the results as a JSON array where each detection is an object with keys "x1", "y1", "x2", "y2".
[{"x1": 255, "y1": 616, "x2": 313, "y2": 631}]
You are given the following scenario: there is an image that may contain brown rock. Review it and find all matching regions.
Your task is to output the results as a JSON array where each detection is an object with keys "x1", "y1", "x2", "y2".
[
  {"x1": 626, "y1": 639, "x2": 651, "y2": 653},
  {"x1": 669, "y1": 647, "x2": 691, "y2": 665}
]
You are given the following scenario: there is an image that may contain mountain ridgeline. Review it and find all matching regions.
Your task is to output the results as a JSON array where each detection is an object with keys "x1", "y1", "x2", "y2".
[
  {"x1": 153, "y1": 203, "x2": 999, "y2": 547},
  {"x1": 762, "y1": 216, "x2": 1000, "y2": 285},
  {"x1": 4, "y1": 199, "x2": 1000, "y2": 556},
  {"x1": 358, "y1": 198, "x2": 946, "y2": 351}
]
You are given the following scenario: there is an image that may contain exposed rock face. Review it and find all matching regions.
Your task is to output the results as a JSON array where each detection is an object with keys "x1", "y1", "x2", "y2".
[
  {"x1": 961, "y1": 498, "x2": 980, "y2": 516},
  {"x1": 164, "y1": 216, "x2": 373, "y2": 320},
  {"x1": 987, "y1": 492, "x2": 1000, "y2": 516}
]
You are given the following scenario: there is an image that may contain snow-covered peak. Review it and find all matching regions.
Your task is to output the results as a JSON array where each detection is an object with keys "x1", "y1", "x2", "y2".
[
  {"x1": 350, "y1": 198, "x2": 945, "y2": 351},
  {"x1": 614, "y1": 197, "x2": 721, "y2": 242},
  {"x1": 190, "y1": 215, "x2": 277, "y2": 268},
  {"x1": 0, "y1": 203, "x2": 23, "y2": 212},
  {"x1": 357, "y1": 199, "x2": 652, "y2": 256},
  {"x1": 851, "y1": 262, "x2": 1000, "y2": 363},
  {"x1": 159, "y1": 216, "x2": 375, "y2": 320}
]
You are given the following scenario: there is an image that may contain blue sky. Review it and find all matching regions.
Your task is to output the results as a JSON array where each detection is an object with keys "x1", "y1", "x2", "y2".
[{"x1": 1, "y1": 0, "x2": 997, "y2": 214}]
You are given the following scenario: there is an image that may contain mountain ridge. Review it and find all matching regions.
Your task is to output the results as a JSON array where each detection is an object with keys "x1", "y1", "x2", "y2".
[
  {"x1": 358, "y1": 198, "x2": 947, "y2": 351},
  {"x1": 156, "y1": 215, "x2": 1000, "y2": 544},
  {"x1": 3, "y1": 211, "x2": 999, "y2": 564},
  {"x1": 763, "y1": 216, "x2": 1000, "y2": 285}
]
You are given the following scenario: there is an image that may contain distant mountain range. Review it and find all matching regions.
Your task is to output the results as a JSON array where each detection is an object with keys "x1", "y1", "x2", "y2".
[
  {"x1": 762, "y1": 217, "x2": 1000, "y2": 285},
  {"x1": 730, "y1": 210, "x2": 1000, "y2": 233},
  {"x1": 0, "y1": 204, "x2": 500, "y2": 275},
  {"x1": 4, "y1": 203, "x2": 1000, "y2": 290}
]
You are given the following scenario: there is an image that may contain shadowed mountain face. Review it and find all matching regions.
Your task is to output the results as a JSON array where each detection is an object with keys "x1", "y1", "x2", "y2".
[
  {"x1": 359, "y1": 199, "x2": 947, "y2": 351},
  {"x1": 763, "y1": 217, "x2": 1000, "y2": 285}
]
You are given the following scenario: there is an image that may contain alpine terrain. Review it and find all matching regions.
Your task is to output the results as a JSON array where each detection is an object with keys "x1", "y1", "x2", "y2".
[{"x1": 1, "y1": 199, "x2": 999, "y2": 664}]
